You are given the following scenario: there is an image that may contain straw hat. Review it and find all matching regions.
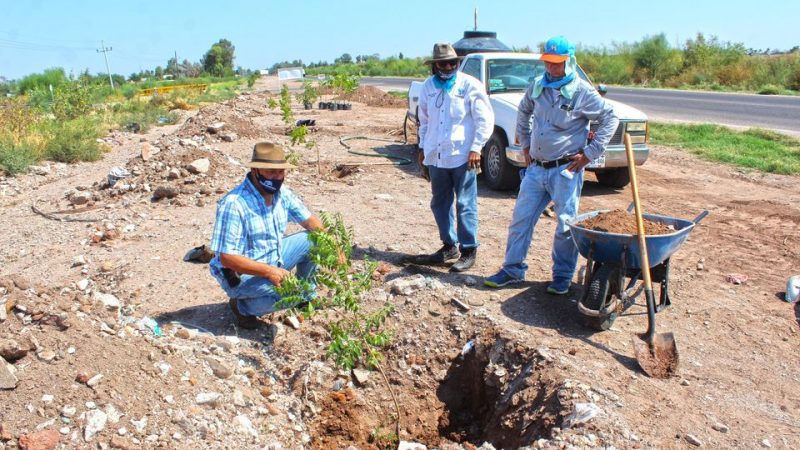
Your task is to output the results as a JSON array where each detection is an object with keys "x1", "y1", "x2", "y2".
[{"x1": 246, "y1": 142, "x2": 296, "y2": 169}]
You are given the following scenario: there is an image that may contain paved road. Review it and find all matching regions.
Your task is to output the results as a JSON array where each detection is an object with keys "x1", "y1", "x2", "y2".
[{"x1": 361, "y1": 77, "x2": 800, "y2": 136}]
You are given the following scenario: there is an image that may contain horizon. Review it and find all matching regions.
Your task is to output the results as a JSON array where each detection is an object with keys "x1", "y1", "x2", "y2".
[{"x1": 2, "y1": 0, "x2": 798, "y2": 81}]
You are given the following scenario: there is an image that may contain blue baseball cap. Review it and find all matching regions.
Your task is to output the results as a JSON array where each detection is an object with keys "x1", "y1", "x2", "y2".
[{"x1": 540, "y1": 36, "x2": 575, "y2": 63}]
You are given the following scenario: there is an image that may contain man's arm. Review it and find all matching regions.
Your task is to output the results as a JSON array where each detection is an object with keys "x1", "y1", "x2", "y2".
[
  {"x1": 218, "y1": 253, "x2": 289, "y2": 287},
  {"x1": 516, "y1": 85, "x2": 535, "y2": 166},
  {"x1": 468, "y1": 80, "x2": 495, "y2": 169},
  {"x1": 300, "y1": 215, "x2": 323, "y2": 232}
]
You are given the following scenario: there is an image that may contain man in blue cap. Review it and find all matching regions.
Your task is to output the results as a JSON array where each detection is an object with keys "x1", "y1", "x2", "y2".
[{"x1": 484, "y1": 36, "x2": 619, "y2": 294}]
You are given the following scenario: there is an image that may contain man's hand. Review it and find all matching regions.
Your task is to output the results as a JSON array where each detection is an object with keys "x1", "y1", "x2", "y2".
[
  {"x1": 468, "y1": 151, "x2": 481, "y2": 170},
  {"x1": 416, "y1": 148, "x2": 425, "y2": 166},
  {"x1": 523, "y1": 147, "x2": 532, "y2": 167},
  {"x1": 566, "y1": 152, "x2": 591, "y2": 173},
  {"x1": 265, "y1": 266, "x2": 291, "y2": 287}
]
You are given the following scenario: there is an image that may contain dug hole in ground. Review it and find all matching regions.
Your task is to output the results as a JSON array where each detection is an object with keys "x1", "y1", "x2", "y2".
[{"x1": 0, "y1": 76, "x2": 799, "y2": 449}]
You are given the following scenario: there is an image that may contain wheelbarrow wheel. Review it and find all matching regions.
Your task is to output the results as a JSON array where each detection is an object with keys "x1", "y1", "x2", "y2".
[{"x1": 581, "y1": 263, "x2": 620, "y2": 331}]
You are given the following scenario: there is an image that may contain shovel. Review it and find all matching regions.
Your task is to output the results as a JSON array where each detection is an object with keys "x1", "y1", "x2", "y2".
[{"x1": 623, "y1": 133, "x2": 679, "y2": 378}]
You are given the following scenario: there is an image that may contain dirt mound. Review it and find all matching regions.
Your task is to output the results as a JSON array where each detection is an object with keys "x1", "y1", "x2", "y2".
[
  {"x1": 176, "y1": 101, "x2": 262, "y2": 141},
  {"x1": 339, "y1": 86, "x2": 406, "y2": 108},
  {"x1": 578, "y1": 209, "x2": 676, "y2": 235}
]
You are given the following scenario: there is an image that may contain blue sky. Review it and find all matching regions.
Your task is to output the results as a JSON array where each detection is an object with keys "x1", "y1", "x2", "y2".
[{"x1": 1, "y1": 0, "x2": 798, "y2": 80}]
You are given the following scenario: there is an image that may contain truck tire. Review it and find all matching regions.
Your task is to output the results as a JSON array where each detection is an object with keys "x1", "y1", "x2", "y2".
[
  {"x1": 482, "y1": 133, "x2": 519, "y2": 191},
  {"x1": 594, "y1": 168, "x2": 630, "y2": 188}
]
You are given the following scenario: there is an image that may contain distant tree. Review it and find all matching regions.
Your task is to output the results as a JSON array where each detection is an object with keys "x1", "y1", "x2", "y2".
[
  {"x1": 633, "y1": 34, "x2": 682, "y2": 82},
  {"x1": 202, "y1": 39, "x2": 236, "y2": 77},
  {"x1": 335, "y1": 53, "x2": 353, "y2": 64},
  {"x1": 17, "y1": 68, "x2": 69, "y2": 94},
  {"x1": 399, "y1": 52, "x2": 404, "y2": 60}
]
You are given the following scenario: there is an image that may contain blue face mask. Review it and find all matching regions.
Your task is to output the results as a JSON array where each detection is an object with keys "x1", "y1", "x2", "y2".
[{"x1": 255, "y1": 173, "x2": 283, "y2": 194}]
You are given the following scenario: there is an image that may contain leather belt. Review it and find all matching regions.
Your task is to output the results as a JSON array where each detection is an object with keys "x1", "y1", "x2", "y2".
[{"x1": 531, "y1": 154, "x2": 575, "y2": 169}]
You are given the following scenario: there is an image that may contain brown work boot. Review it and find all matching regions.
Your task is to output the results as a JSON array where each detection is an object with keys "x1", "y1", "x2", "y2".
[{"x1": 228, "y1": 298, "x2": 261, "y2": 329}]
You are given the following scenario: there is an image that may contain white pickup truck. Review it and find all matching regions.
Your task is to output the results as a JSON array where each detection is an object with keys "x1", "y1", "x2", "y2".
[{"x1": 407, "y1": 52, "x2": 650, "y2": 190}]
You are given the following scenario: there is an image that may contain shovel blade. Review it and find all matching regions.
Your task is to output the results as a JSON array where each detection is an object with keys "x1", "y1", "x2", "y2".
[{"x1": 632, "y1": 332, "x2": 679, "y2": 378}]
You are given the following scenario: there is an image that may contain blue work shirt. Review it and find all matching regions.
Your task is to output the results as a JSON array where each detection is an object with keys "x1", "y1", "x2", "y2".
[
  {"x1": 209, "y1": 176, "x2": 311, "y2": 283},
  {"x1": 516, "y1": 79, "x2": 618, "y2": 162}
]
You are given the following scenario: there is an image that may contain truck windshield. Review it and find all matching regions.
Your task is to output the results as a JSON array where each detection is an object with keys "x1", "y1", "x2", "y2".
[{"x1": 486, "y1": 58, "x2": 591, "y2": 93}]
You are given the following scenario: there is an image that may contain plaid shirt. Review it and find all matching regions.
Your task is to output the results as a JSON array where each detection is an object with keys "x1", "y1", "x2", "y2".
[{"x1": 209, "y1": 176, "x2": 311, "y2": 277}]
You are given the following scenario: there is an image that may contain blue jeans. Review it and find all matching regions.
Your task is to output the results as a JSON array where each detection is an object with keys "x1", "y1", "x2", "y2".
[
  {"x1": 428, "y1": 163, "x2": 478, "y2": 250},
  {"x1": 213, "y1": 231, "x2": 316, "y2": 316},
  {"x1": 501, "y1": 165, "x2": 583, "y2": 281}
]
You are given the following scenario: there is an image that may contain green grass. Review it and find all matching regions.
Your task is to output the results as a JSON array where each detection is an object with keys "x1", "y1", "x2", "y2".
[
  {"x1": 387, "y1": 91, "x2": 408, "y2": 99},
  {"x1": 650, "y1": 122, "x2": 800, "y2": 174}
]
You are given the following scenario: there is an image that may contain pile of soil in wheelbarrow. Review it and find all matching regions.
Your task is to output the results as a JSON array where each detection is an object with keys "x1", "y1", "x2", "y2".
[{"x1": 579, "y1": 209, "x2": 675, "y2": 235}]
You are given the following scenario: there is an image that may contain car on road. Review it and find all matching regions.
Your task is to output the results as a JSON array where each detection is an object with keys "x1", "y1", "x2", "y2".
[{"x1": 407, "y1": 33, "x2": 649, "y2": 190}]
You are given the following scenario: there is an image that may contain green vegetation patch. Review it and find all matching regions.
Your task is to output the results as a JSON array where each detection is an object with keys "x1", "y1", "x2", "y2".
[{"x1": 650, "y1": 122, "x2": 800, "y2": 174}]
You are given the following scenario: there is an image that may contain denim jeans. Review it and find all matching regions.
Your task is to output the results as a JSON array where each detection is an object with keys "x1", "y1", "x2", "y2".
[
  {"x1": 501, "y1": 165, "x2": 583, "y2": 281},
  {"x1": 428, "y1": 163, "x2": 478, "y2": 250},
  {"x1": 212, "y1": 231, "x2": 316, "y2": 316}
]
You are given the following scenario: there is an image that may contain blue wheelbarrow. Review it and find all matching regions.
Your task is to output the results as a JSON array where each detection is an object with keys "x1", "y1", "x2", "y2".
[{"x1": 567, "y1": 209, "x2": 709, "y2": 331}]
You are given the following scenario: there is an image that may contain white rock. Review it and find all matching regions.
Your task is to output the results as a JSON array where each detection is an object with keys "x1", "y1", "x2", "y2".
[
  {"x1": 105, "y1": 404, "x2": 124, "y2": 423},
  {"x1": 685, "y1": 434, "x2": 703, "y2": 446},
  {"x1": 84, "y1": 409, "x2": 108, "y2": 441},
  {"x1": 130, "y1": 417, "x2": 147, "y2": 433},
  {"x1": 712, "y1": 422, "x2": 729, "y2": 433},
  {"x1": 77, "y1": 279, "x2": 90, "y2": 291},
  {"x1": 563, "y1": 402, "x2": 602, "y2": 428},
  {"x1": 118, "y1": 427, "x2": 128, "y2": 436},
  {"x1": 388, "y1": 275, "x2": 428, "y2": 295},
  {"x1": 284, "y1": 315, "x2": 301, "y2": 330},
  {"x1": 352, "y1": 369, "x2": 370, "y2": 385},
  {"x1": 196, "y1": 392, "x2": 222, "y2": 406},
  {"x1": 398, "y1": 442, "x2": 428, "y2": 450},
  {"x1": 59, "y1": 426, "x2": 70, "y2": 435},
  {"x1": 187, "y1": 158, "x2": 210, "y2": 174},
  {"x1": 87, "y1": 374, "x2": 103, "y2": 387},
  {"x1": 762, "y1": 439, "x2": 772, "y2": 448},
  {"x1": 41, "y1": 394, "x2": 54, "y2": 403},
  {"x1": 1, "y1": 361, "x2": 18, "y2": 389},
  {"x1": 93, "y1": 292, "x2": 120, "y2": 311},
  {"x1": 233, "y1": 414, "x2": 259, "y2": 437},
  {"x1": 373, "y1": 193, "x2": 393, "y2": 201},
  {"x1": 29, "y1": 165, "x2": 51, "y2": 176},
  {"x1": 61, "y1": 405, "x2": 77, "y2": 417},
  {"x1": 72, "y1": 255, "x2": 87, "y2": 267}
]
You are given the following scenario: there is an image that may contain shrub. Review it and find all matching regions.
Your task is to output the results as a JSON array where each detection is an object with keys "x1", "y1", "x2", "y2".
[
  {"x1": 17, "y1": 68, "x2": 69, "y2": 94},
  {"x1": 120, "y1": 84, "x2": 139, "y2": 99},
  {"x1": 0, "y1": 135, "x2": 39, "y2": 174},
  {"x1": 52, "y1": 83, "x2": 93, "y2": 121},
  {"x1": 42, "y1": 117, "x2": 104, "y2": 163},
  {"x1": 757, "y1": 84, "x2": 784, "y2": 95},
  {"x1": 247, "y1": 72, "x2": 260, "y2": 88}
]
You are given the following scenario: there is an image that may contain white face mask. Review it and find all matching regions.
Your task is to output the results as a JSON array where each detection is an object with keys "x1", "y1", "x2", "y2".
[{"x1": 436, "y1": 69, "x2": 456, "y2": 80}]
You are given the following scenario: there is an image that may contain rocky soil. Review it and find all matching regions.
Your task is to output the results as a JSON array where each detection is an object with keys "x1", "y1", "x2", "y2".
[{"x1": 1, "y1": 76, "x2": 799, "y2": 450}]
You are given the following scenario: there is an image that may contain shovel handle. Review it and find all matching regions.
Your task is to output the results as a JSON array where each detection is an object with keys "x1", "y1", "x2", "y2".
[{"x1": 625, "y1": 133, "x2": 657, "y2": 340}]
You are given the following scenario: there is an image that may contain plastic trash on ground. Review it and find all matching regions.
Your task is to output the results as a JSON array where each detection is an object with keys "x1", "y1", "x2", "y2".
[
  {"x1": 786, "y1": 275, "x2": 800, "y2": 303},
  {"x1": 107, "y1": 167, "x2": 131, "y2": 187}
]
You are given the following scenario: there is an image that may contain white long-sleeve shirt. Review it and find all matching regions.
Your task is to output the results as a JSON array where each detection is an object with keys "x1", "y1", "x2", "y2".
[{"x1": 418, "y1": 72, "x2": 494, "y2": 169}]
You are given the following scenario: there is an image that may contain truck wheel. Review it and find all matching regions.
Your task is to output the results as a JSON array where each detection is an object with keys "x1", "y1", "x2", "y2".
[
  {"x1": 482, "y1": 133, "x2": 519, "y2": 191},
  {"x1": 580, "y1": 263, "x2": 619, "y2": 331},
  {"x1": 594, "y1": 168, "x2": 630, "y2": 188}
]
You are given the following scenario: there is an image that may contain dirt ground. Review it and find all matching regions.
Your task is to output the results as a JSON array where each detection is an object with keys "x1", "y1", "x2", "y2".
[{"x1": 1, "y1": 75, "x2": 799, "y2": 450}]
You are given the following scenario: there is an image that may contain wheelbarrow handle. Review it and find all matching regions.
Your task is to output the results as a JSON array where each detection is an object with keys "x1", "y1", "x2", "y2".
[{"x1": 692, "y1": 210, "x2": 709, "y2": 224}]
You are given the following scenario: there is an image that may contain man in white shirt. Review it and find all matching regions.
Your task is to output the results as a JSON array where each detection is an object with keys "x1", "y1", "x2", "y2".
[{"x1": 411, "y1": 43, "x2": 494, "y2": 272}]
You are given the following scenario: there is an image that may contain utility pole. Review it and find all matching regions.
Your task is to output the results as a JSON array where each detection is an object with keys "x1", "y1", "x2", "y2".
[
  {"x1": 97, "y1": 41, "x2": 114, "y2": 90},
  {"x1": 474, "y1": 7, "x2": 478, "y2": 31}
]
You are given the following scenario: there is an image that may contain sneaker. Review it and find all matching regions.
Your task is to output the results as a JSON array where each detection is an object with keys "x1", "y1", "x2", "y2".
[
  {"x1": 408, "y1": 244, "x2": 460, "y2": 265},
  {"x1": 484, "y1": 269, "x2": 523, "y2": 288},
  {"x1": 228, "y1": 298, "x2": 261, "y2": 329},
  {"x1": 546, "y1": 278, "x2": 571, "y2": 295},
  {"x1": 450, "y1": 248, "x2": 477, "y2": 272}
]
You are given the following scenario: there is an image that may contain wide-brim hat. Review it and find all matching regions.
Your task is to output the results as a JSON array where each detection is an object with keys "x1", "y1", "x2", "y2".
[
  {"x1": 246, "y1": 142, "x2": 296, "y2": 169},
  {"x1": 540, "y1": 35, "x2": 575, "y2": 64},
  {"x1": 424, "y1": 43, "x2": 461, "y2": 64}
]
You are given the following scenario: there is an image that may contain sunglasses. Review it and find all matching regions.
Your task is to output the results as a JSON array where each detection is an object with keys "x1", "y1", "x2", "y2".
[{"x1": 436, "y1": 61, "x2": 458, "y2": 68}]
